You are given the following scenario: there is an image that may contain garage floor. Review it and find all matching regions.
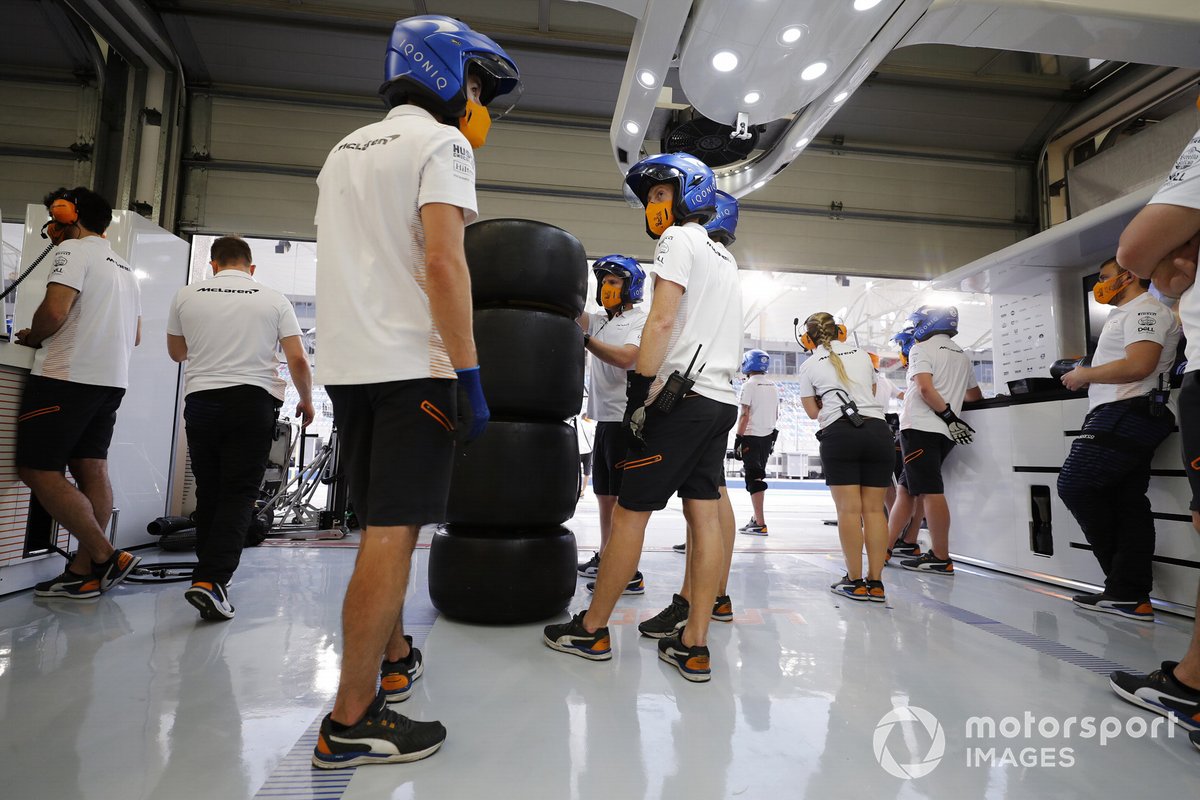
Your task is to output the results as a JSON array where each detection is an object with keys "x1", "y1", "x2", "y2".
[{"x1": 0, "y1": 486, "x2": 1196, "y2": 799}]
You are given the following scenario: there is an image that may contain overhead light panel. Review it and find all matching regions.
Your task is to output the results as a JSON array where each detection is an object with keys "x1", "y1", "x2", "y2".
[
  {"x1": 637, "y1": 70, "x2": 658, "y2": 88},
  {"x1": 801, "y1": 62, "x2": 828, "y2": 81},
  {"x1": 854, "y1": 0, "x2": 884, "y2": 9},
  {"x1": 780, "y1": 26, "x2": 804, "y2": 44},
  {"x1": 743, "y1": 91, "x2": 762, "y2": 104},
  {"x1": 623, "y1": 120, "x2": 641, "y2": 135},
  {"x1": 833, "y1": 91, "x2": 849, "y2": 103},
  {"x1": 712, "y1": 50, "x2": 739, "y2": 72},
  {"x1": 794, "y1": 137, "x2": 811, "y2": 149}
]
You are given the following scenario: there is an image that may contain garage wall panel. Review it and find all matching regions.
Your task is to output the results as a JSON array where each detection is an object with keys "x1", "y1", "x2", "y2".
[
  {"x1": 0, "y1": 80, "x2": 86, "y2": 221},
  {"x1": 0, "y1": 157, "x2": 76, "y2": 222},
  {"x1": 184, "y1": 93, "x2": 1030, "y2": 277}
]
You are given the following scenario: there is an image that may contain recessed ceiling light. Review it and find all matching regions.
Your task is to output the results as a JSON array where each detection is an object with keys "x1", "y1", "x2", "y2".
[
  {"x1": 794, "y1": 136, "x2": 811, "y2": 149},
  {"x1": 753, "y1": 181, "x2": 766, "y2": 190},
  {"x1": 801, "y1": 62, "x2": 828, "y2": 81},
  {"x1": 743, "y1": 91, "x2": 761, "y2": 104},
  {"x1": 712, "y1": 51, "x2": 739, "y2": 72},
  {"x1": 781, "y1": 26, "x2": 803, "y2": 44},
  {"x1": 854, "y1": 0, "x2": 884, "y2": 10},
  {"x1": 833, "y1": 91, "x2": 849, "y2": 103},
  {"x1": 623, "y1": 120, "x2": 640, "y2": 135},
  {"x1": 637, "y1": 70, "x2": 657, "y2": 88}
]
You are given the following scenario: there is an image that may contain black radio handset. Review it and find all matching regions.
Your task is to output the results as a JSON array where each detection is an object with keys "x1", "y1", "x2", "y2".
[{"x1": 652, "y1": 344, "x2": 701, "y2": 414}]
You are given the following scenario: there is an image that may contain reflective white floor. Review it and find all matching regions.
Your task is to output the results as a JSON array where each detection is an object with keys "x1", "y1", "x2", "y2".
[{"x1": 0, "y1": 487, "x2": 1196, "y2": 800}]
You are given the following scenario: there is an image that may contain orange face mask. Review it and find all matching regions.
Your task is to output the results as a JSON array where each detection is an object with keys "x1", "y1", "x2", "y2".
[
  {"x1": 1093, "y1": 271, "x2": 1133, "y2": 305},
  {"x1": 459, "y1": 98, "x2": 492, "y2": 149},
  {"x1": 645, "y1": 200, "x2": 674, "y2": 238},
  {"x1": 600, "y1": 284, "x2": 623, "y2": 309}
]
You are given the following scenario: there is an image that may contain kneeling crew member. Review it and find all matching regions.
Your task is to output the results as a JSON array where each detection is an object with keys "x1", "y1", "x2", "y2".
[
  {"x1": 1057, "y1": 257, "x2": 1179, "y2": 621},
  {"x1": 889, "y1": 306, "x2": 983, "y2": 574},
  {"x1": 575, "y1": 255, "x2": 648, "y2": 594},
  {"x1": 167, "y1": 236, "x2": 315, "y2": 621},
  {"x1": 545, "y1": 153, "x2": 743, "y2": 683}
]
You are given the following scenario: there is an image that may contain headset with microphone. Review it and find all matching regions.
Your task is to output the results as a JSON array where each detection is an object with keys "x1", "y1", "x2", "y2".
[
  {"x1": 0, "y1": 192, "x2": 82, "y2": 316},
  {"x1": 794, "y1": 314, "x2": 848, "y2": 352}
]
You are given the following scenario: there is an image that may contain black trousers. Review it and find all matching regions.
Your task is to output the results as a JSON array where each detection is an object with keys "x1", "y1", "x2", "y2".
[
  {"x1": 1056, "y1": 398, "x2": 1174, "y2": 600},
  {"x1": 742, "y1": 434, "x2": 773, "y2": 494},
  {"x1": 185, "y1": 386, "x2": 279, "y2": 585}
]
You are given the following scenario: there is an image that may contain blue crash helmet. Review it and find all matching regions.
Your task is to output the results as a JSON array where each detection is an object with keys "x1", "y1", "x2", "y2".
[
  {"x1": 624, "y1": 152, "x2": 718, "y2": 238},
  {"x1": 705, "y1": 190, "x2": 739, "y2": 245},
  {"x1": 908, "y1": 305, "x2": 959, "y2": 342},
  {"x1": 891, "y1": 326, "x2": 916, "y2": 364},
  {"x1": 380, "y1": 15, "x2": 521, "y2": 118},
  {"x1": 592, "y1": 255, "x2": 646, "y2": 305},
  {"x1": 741, "y1": 349, "x2": 770, "y2": 374}
]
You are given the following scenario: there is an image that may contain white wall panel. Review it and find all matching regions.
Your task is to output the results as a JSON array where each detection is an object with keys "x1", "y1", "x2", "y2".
[
  {"x1": 0, "y1": 157, "x2": 75, "y2": 221},
  {"x1": 0, "y1": 80, "x2": 85, "y2": 221},
  {"x1": 185, "y1": 96, "x2": 1029, "y2": 278}
]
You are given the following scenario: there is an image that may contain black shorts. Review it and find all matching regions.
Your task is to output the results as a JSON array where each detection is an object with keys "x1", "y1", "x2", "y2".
[
  {"x1": 16, "y1": 375, "x2": 126, "y2": 471},
  {"x1": 618, "y1": 395, "x2": 737, "y2": 512},
  {"x1": 326, "y1": 379, "x2": 456, "y2": 527},
  {"x1": 591, "y1": 421, "x2": 628, "y2": 496},
  {"x1": 817, "y1": 417, "x2": 895, "y2": 487},
  {"x1": 1180, "y1": 373, "x2": 1200, "y2": 511},
  {"x1": 897, "y1": 428, "x2": 955, "y2": 495}
]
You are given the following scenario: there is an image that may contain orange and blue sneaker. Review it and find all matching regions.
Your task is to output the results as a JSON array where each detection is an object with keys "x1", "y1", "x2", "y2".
[
  {"x1": 381, "y1": 635, "x2": 423, "y2": 702},
  {"x1": 830, "y1": 575, "x2": 870, "y2": 601},
  {"x1": 312, "y1": 692, "x2": 446, "y2": 769},
  {"x1": 94, "y1": 549, "x2": 142, "y2": 591},
  {"x1": 1072, "y1": 592, "x2": 1154, "y2": 622},
  {"x1": 901, "y1": 551, "x2": 954, "y2": 575},
  {"x1": 33, "y1": 570, "x2": 102, "y2": 599},
  {"x1": 1109, "y1": 661, "x2": 1200, "y2": 733},
  {"x1": 865, "y1": 580, "x2": 887, "y2": 603},
  {"x1": 658, "y1": 634, "x2": 711, "y2": 682},
  {"x1": 543, "y1": 611, "x2": 612, "y2": 661},
  {"x1": 185, "y1": 581, "x2": 235, "y2": 621},
  {"x1": 711, "y1": 594, "x2": 734, "y2": 622}
]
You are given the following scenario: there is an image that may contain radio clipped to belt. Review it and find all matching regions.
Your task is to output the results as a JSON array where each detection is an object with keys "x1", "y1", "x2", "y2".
[
  {"x1": 652, "y1": 344, "x2": 703, "y2": 414},
  {"x1": 821, "y1": 388, "x2": 865, "y2": 427},
  {"x1": 1146, "y1": 373, "x2": 1170, "y2": 418}
]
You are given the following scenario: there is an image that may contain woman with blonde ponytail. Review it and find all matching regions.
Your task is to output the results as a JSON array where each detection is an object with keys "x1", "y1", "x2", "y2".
[{"x1": 796, "y1": 312, "x2": 895, "y2": 603}]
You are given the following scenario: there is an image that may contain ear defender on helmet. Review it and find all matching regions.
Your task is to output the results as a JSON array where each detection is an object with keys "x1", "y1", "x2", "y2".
[
  {"x1": 624, "y1": 153, "x2": 717, "y2": 239},
  {"x1": 907, "y1": 305, "x2": 959, "y2": 341},
  {"x1": 379, "y1": 15, "x2": 522, "y2": 149},
  {"x1": 740, "y1": 349, "x2": 770, "y2": 374},
  {"x1": 592, "y1": 255, "x2": 646, "y2": 309},
  {"x1": 705, "y1": 190, "x2": 739, "y2": 245},
  {"x1": 799, "y1": 314, "x2": 848, "y2": 351},
  {"x1": 42, "y1": 191, "x2": 79, "y2": 244}
]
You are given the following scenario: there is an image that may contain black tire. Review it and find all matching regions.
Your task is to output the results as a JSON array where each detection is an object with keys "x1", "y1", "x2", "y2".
[
  {"x1": 465, "y1": 219, "x2": 588, "y2": 318},
  {"x1": 475, "y1": 308, "x2": 584, "y2": 421},
  {"x1": 159, "y1": 528, "x2": 198, "y2": 552},
  {"x1": 447, "y1": 420, "x2": 580, "y2": 527},
  {"x1": 428, "y1": 525, "x2": 577, "y2": 624}
]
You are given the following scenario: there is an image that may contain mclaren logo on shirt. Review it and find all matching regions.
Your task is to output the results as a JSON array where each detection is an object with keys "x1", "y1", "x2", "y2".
[
  {"x1": 106, "y1": 256, "x2": 131, "y2": 272},
  {"x1": 336, "y1": 134, "x2": 402, "y2": 153},
  {"x1": 197, "y1": 287, "x2": 260, "y2": 294}
]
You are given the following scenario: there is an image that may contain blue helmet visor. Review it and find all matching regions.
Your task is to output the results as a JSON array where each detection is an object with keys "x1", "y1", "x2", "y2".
[{"x1": 625, "y1": 163, "x2": 683, "y2": 206}]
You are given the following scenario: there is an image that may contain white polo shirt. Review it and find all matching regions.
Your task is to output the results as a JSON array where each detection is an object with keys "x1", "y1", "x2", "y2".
[
  {"x1": 900, "y1": 334, "x2": 979, "y2": 436},
  {"x1": 1088, "y1": 291, "x2": 1179, "y2": 411},
  {"x1": 796, "y1": 341, "x2": 884, "y2": 430},
  {"x1": 738, "y1": 373, "x2": 780, "y2": 436},
  {"x1": 167, "y1": 269, "x2": 303, "y2": 400},
  {"x1": 648, "y1": 222, "x2": 743, "y2": 407},
  {"x1": 874, "y1": 372, "x2": 903, "y2": 412},
  {"x1": 586, "y1": 306, "x2": 648, "y2": 422},
  {"x1": 34, "y1": 235, "x2": 141, "y2": 389},
  {"x1": 314, "y1": 104, "x2": 478, "y2": 385},
  {"x1": 1148, "y1": 126, "x2": 1200, "y2": 371}
]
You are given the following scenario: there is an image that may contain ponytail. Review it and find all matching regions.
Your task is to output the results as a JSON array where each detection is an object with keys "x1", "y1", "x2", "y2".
[{"x1": 806, "y1": 312, "x2": 853, "y2": 387}]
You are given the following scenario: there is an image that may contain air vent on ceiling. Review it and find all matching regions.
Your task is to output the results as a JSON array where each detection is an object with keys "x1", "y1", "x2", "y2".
[{"x1": 662, "y1": 109, "x2": 760, "y2": 168}]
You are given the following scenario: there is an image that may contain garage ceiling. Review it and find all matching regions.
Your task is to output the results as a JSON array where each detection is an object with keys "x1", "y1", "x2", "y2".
[{"x1": 0, "y1": 0, "x2": 1147, "y2": 162}]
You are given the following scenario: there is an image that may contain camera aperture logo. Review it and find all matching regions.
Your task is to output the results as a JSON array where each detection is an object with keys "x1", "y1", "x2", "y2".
[{"x1": 874, "y1": 706, "x2": 946, "y2": 779}]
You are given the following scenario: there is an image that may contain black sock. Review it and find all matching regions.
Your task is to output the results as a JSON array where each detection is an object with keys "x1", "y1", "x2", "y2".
[
  {"x1": 329, "y1": 711, "x2": 366, "y2": 733},
  {"x1": 1170, "y1": 665, "x2": 1200, "y2": 695}
]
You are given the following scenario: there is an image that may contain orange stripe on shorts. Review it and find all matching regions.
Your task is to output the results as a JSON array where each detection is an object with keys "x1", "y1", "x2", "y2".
[
  {"x1": 420, "y1": 400, "x2": 454, "y2": 432},
  {"x1": 903, "y1": 448, "x2": 925, "y2": 464},
  {"x1": 17, "y1": 405, "x2": 61, "y2": 422}
]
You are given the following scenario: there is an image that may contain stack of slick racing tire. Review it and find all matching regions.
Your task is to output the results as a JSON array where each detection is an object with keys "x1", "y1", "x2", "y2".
[{"x1": 429, "y1": 218, "x2": 588, "y2": 624}]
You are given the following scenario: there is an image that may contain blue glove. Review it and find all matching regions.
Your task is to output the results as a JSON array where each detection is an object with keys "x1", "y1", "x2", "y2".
[{"x1": 455, "y1": 366, "x2": 490, "y2": 444}]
